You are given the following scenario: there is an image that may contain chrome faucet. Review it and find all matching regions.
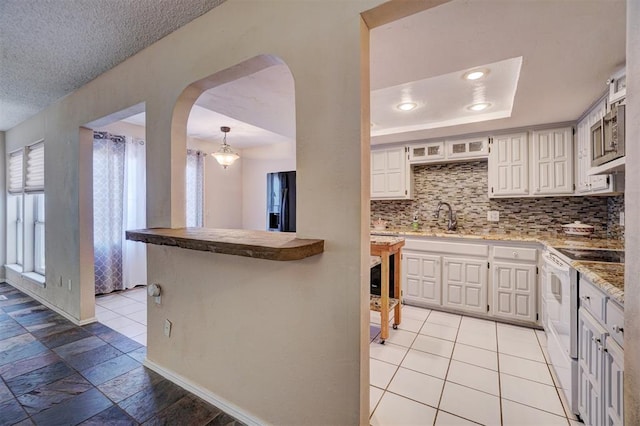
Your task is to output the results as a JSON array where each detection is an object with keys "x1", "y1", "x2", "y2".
[{"x1": 434, "y1": 201, "x2": 457, "y2": 231}]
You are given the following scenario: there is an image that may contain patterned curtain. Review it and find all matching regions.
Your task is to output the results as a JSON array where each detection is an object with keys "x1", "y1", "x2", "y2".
[
  {"x1": 93, "y1": 132, "x2": 126, "y2": 294},
  {"x1": 186, "y1": 149, "x2": 205, "y2": 227}
]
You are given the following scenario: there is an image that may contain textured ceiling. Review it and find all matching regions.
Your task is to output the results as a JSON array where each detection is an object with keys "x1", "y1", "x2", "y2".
[{"x1": 0, "y1": 0, "x2": 226, "y2": 131}]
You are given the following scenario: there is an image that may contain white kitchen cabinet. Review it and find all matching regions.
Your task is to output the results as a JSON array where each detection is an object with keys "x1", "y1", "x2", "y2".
[
  {"x1": 409, "y1": 142, "x2": 445, "y2": 163},
  {"x1": 608, "y1": 67, "x2": 626, "y2": 104},
  {"x1": 403, "y1": 252, "x2": 441, "y2": 305},
  {"x1": 578, "y1": 308, "x2": 606, "y2": 426},
  {"x1": 445, "y1": 136, "x2": 489, "y2": 160},
  {"x1": 531, "y1": 127, "x2": 574, "y2": 195},
  {"x1": 604, "y1": 336, "x2": 624, "y2": 426},
  {"x1": 576, "y1": 96, "x2": 620, "y2": 195},
  {"x1": 578, "y1": 275, "x2": 625, "y2": 426},
  {"x1": 488, "y1": 132, "x2": 529, "y2": 197},
  {"x1": 371, "y1": 146, "x2": 412, "y2": 199},
  {"x1": 442, "y1": 256, "x2": 487, "y2": 314},
  {"x1": 490, "y1": 245, "x2": 537, "y2": 323},
  {"x1": 491, "y1": 262, "x2": 537, "y2": 323}
]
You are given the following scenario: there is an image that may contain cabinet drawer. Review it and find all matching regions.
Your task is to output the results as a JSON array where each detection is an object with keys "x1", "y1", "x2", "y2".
[
  {"x1": 580, "y1": 278, "x2": 607, "y2": 322},
  {"x1": 404, "y1": 239, "x2": 488, "y2": 257},
  {"x1": 606, "y1": 299, "x2": 624, "y2": 347},
  {"x1": 493, "y1": 246, "x2": 537, "y2": 262}
]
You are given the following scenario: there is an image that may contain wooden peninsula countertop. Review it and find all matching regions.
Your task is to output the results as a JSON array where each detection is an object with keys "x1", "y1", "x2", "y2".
[{"x1": 126, "y1": 228, "x2": 324, "y2": 261}]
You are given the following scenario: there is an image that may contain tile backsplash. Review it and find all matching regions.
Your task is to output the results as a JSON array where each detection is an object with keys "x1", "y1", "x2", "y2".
[{"x1": 371, "y1": 161, "x2": 624, "y2": 240}]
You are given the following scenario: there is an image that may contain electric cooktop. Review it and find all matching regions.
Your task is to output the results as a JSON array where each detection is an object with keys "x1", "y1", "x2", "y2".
[{"x1": 556, "y1": 248, "x2": 625, "y2": 263}]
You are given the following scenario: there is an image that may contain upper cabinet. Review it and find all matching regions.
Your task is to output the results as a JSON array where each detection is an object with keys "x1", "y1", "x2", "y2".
[
  {"x1": 371, "y1": 146, "x2": 412, "y2": 200},
  {"x1": 409, "y1": 137, "x2": 488, "y2": 165},
  {"x1": 409, "y1": 142, "x2": 445, "y2": 163},
  {"x1": 489, "y1": 127, "x2": 574, "y2": 198},
  {"x1": 575, "y1": 96, "x2": 622, "y2": 195},
  {"x1": 488, "y1": 133, "x2": 529, "y2": 197},
  {"x1": 608, "y1": 67, "x2": 626, "y2": 105},
  {"x1": 531, "y1": 127, "x2": 574, "y2": 195}
]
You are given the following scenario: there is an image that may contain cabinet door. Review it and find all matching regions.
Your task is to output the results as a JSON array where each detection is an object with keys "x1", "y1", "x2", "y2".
[
  {"x1": 578, "y1": 308, "x2": 607, "y2": 426},
  {"x1": 446, "y1": 137, "x2": 489, "y2": 160},
  {"x1": 442, "y1": 257, "x2": 487, "y2": 314},
  {"x1": 371, "y1": 147, "x2": 410, "y2": 199},
  {"x1": 532, "y1": 127, "x2": 574, "y2": 195},
  {"x1": 492, "y1": 262, "x2": 536, "y2": 323},
  {"x1": 404, "y1": 252, "x2": 441, "y2": 305},
  {"x1": 576, "y1": 99, "x2": 612, "y2": 194},
  {"x1": 409, "y1": 142, "x2": 445, "y2": 163},
  {"x1": 604, "y1": 337, "x2": 624, "y2": 426},
  {"x1": 488, "y1": 133, "x2": 529, "y2": 197}
]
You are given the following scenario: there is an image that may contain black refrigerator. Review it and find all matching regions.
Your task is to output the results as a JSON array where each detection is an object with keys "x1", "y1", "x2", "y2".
[{"x1": 267, "y1": 171, "x2": 296, "y2": 232}]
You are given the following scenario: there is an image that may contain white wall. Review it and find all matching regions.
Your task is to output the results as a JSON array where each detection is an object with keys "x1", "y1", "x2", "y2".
[
  {"x1": 241, "y1": 141, "x2": 295, "y2": 230},
  {"x1": 625, "y1": 0, "x2": 639, "y2": 423}
]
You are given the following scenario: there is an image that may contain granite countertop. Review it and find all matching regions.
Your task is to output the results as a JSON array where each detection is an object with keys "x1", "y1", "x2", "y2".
[
  {"x1": 371, "y1": 227, "x2": 625, "y2": 304},
  {"x1": 573, "y1": 261, "x2": 625, "y2": 304},
  {"x1": 370, "y1": 235, "x2": 406, "y2": 246},
  {"x1": 126, "y1": 228, "x2": 324, "y2": 261}
]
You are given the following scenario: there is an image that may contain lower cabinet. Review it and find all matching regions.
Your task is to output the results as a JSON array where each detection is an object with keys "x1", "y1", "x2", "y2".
[
  {"x1": 491, "y1": 261, "x2": 537, "y2": 323},
  {"x1": 401, "y1": 238, "x2": 539, "y2": 325},
  {"x1": 578, "y1": 308, "x2": 607, "y2": 426},
  {"x1": 442, "y1": 257, "x2": 487, "y2": 314},
  {"x1": 604, "y1": 337, "x2": 624, "y2": 426},
  {"x1": 404, "y1": 252, "x2": 441, "y2": 305},
  {"x1": 578, "y1": 286, "x2": 625, "y2": 426}
]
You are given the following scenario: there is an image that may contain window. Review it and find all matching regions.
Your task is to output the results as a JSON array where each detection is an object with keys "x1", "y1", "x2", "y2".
[
  {"x1": 186, "y1": 149, "x2": 204, "y2": 227},
  {"x1": 6, "y1": 142, "x2": 45, "y2": 280},
  {"x1": 34, "y1": 194, "x2": 45, "y2": 275}
]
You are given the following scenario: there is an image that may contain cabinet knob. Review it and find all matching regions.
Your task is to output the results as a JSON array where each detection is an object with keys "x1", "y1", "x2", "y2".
[
  {"x1": 613, "y1": 325, "x2": 624, "y2": 334},
  {"x1": 581, "y1": 295, "x2": 591, "y2": 302},
  {"x1": 513, "y1": 251, "x2": 519, "y2": 258}
]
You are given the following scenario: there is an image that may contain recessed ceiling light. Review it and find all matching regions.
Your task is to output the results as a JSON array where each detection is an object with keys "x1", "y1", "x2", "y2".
[
  {"x1": 397, "y1": 102, "x2": 417, "y2": 111},
  {"x1": 468, "y1": 102, "x2": 491, "y2": 112},
  {"x1": 463, "y1": 69, "x2": 489, "y2": 81}
]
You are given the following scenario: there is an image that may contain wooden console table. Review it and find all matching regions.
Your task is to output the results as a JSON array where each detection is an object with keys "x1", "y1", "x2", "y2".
[{"x1": 370, "y1": 236, "x2": 405, "y2": 343}]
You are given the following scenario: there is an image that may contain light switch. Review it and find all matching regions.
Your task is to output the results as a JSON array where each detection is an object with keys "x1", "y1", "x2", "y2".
[{"x1": 487, "y1": 210, "x2": 500, "y2": 222}]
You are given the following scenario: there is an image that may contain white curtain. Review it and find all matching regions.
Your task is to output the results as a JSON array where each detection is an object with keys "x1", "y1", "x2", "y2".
[
  {"x1": 186, "y1": 149, "x2": 205, "y2": 227},
  {"x1": 93, "y1": 132, "x2": 147, "y2": 294},
  {"x1": 122, "y1": 137, "x2": 147, "y2": 289}
]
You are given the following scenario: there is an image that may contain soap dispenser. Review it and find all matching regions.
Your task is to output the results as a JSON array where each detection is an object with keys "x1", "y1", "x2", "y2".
[{"x1": 412, "y1": 212, "x2": 420, "y2": 231}]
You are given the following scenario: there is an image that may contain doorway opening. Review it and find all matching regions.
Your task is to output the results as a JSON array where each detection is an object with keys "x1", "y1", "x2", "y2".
[{"x1": 84, "y1": 104, "x2": 148, "y2": 345}]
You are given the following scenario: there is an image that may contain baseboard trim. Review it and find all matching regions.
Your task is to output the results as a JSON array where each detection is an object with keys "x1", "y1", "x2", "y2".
[
  {"x1": 143, "y1": 358, "x2": 264, "y2": 426},
  {"x1": 3, "y1": 280, "x2": 97, "y2": 327}
]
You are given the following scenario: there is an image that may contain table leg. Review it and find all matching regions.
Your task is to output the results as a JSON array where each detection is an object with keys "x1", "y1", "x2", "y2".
[
  {"x1": 393, "y1": 249, "x2": 402, "y2": 327},
  {"x1": 380, "y1": 252, "x2": 390, "y2": 342}
]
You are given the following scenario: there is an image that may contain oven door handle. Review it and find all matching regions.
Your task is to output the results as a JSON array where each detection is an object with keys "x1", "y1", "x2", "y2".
[{"x1": 542, "y1": 252, "x2": 570, "y2": 272}]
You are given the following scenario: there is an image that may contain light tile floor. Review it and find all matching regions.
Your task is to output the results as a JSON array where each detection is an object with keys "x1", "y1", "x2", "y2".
[
  {"x1": 370, "y1": 305, "x2": 582, "y2": 425},
  {"x1": 95, "y1": 286, "x2": 147, "y2": 346}
]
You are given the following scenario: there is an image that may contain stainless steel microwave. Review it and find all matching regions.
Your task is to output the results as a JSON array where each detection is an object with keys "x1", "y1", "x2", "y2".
[{"x1": 591, "y1": 104, "x2": 625, "y2": 167}]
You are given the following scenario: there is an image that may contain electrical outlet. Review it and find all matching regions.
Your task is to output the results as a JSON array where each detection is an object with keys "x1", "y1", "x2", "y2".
[
  {"x1": 620, "y1": 212, "x2": 625, "y2": 227},
  {"x1": 487, "y1": 210, "x2": 500, "y2": 222},
  {"x1": 164, "y1": 319, "x2": 172, "y2": 337}
]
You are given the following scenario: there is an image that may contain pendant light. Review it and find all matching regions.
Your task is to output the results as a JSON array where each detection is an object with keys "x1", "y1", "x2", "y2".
[{"x1": 212, "y1": 126, "x2": 239, "y2": 169}]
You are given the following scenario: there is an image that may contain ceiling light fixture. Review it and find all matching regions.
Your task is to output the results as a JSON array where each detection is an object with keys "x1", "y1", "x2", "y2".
[
  {"x1": 463, "y1": 69, "x2": 489, "y2": 81},
  {"x1": 397, "y1": 102, "x2": 417, "y2": 111},
  {"x1": 212, "y1": 126, "x2": 239, "y2": 169},
  {"x1": 468, "y1": 102, "x2": 491, "y2": 112}
]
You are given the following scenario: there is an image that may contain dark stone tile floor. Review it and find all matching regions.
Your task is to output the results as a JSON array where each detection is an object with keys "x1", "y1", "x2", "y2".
[{"x1": 0, "y1": 282, "x2": 245, "y2": 426}]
